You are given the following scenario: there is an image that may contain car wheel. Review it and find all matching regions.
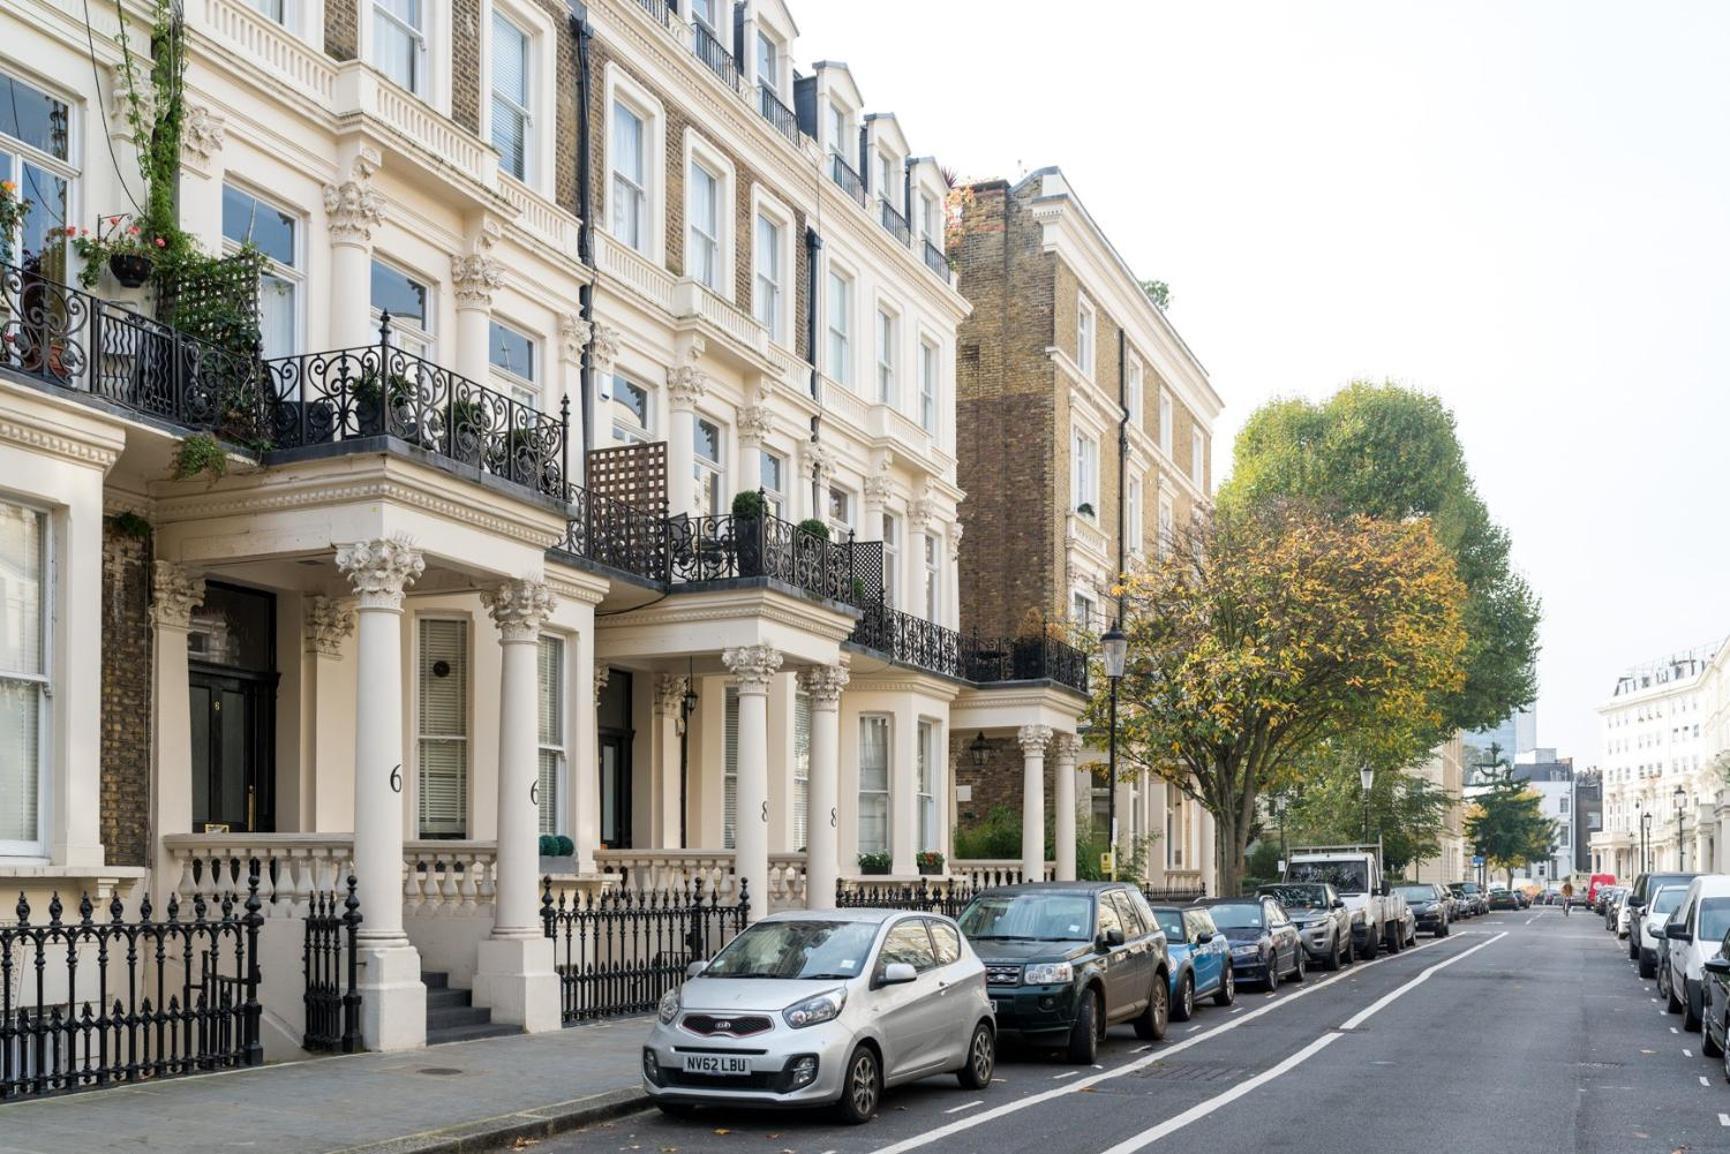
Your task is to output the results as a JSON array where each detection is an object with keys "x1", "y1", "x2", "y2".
[
  {"x1": 1639, "y1": 950, "x2": 1657, "y2": 980},
  {"x1": 1686, "y1": 982, "x2": 1704, "y2": 1033},
  {"x1": 1214, "y1": 963, "x2": 1236, "y2": 1006},
  {"x1": 1438, "y1": 916, "x2": 1451, "y2": 938},
  {"x1": 1170, "y1": 972, "x2": 1195, "y2": 1023},
  {"x1": 1342, "y1": 931, "x2": 1356, "y2": 966},
  {"x1": 1067, "y1": 987, "x2": 1102, "y2": 1064},
  {"x1": 1328, "y1": 935, "x2": 1342, "y2": 971},
  {"x1": 1360, "y1": 927, "x2": 1379, "y2": 961},
  {"x1": 1265, "y1": 954, "x2": 1280, "y2": 993},
  {"x1": 836, "y1": 1044, "x2": 882, "y2": 1125},
  {"x1": 957, "y1": 1021, "x2": 996, "y2": 1090},
  {"x1": 1291, "y1": 946, "x2": 1306, "y2": 983},
  {"x1": 1134, "y1": 973, "x2": 1171, "y2": 1040}
]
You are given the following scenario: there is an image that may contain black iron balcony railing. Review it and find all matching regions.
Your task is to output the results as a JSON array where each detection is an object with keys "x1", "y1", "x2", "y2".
[
  {"x1": 670, "y1": 511, "x2": 861, "y2": 604},
  {"x1": 923, "y1": 239, "x2": 949, "y2": 278},
  {"x1": 558, "y1": 483, "x2": 670, "y2": 583},
  {"x1": 263, "y1": 314, "x2": 568, "y2": 498},
  {"x1": 830, "y1": 153, "x2": 866, "y2": 207},
  {"x1": 635, "y1": 0, "x2": 671, "y2": 27},
  {"x1": 848, "y1": 600, "x2": 1090, "y2": 694},
  {"x1": 850, "y1": 600, "x2": 966, "y2": 679},
  {"x1": 1, "y1": 261, "x2": 267, "y2": 439},
  {"x1": 691, "y1": 21, "x2": 740, "y2": 91},
  {"x1": 880, "y1": 198, "x2": 911, "y2": 245},
  {"x1": 757, "y1": 83, "x2": 799, "y2": 144},
  {"x1": 964, "y1": 626, "x2": 1091, "y2": 693}
]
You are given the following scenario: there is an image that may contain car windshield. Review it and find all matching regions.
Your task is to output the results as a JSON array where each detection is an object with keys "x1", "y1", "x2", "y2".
[
  {"x1": 1650, "y1": 887, "x2": 1687, "y2": 917},
  {"x1": 1206, "y1": 903, "x2": 1263, "y2": 930},
  {"x1": 1263, "y1": 885, "x2": 1328, "y2": 909},
  {"x1": 1286, "y1": 861, "x2": 1369, "y2": 893},
  {"x1": 1151, "y1": 908, "x2": 1185, "y2": 939},
  {"x1": 1699, "y1": 899, "x2": 1730, "y2": 943},
  {"x1": 959, "y1": 893, "x2": 1094, "y2": 941},
  {"x1": 701, "y1": 919, "x2": 880, "y2": 979},
  {"x1": 1395, "y1": 886, "x2": 1435, "y2": 903}
]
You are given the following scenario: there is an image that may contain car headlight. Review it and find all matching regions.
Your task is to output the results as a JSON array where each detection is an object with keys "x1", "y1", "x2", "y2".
[
  {"x1": 657, "y1": 988, "x2": 682, "y2": 1024},
  {"x1": 1230, "y1": 944, "x2": 1258, "y2": 956},
  {"x1": 1023, "y1": 962, "x2": 1074, "y2": 985},
  {"x1": 783, "y1": 988, "x2": 847, "y2": 1029}
]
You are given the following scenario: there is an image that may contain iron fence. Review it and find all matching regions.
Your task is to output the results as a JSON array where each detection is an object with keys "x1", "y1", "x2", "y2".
[
  {"x1": 847, "y1": 605, "x2": 1091, "y2": 694},
  {"x1": 963, "y1": 629, "x2": 1090, "y2": 695},
  {"x1": 1, "y1": 261, "x2": 266, "y2": 439},
  {"x1": 301, "y1": 876, "x2": 361, "y2": 1054},
  {"x1": 691, "y1": 21, "x2": 740, "y2": 91},
  {"x1": 669, "y1": 511, "x2": 861, "y2": 604},
  {"x1": 263, "y1": 315, "x2": 568, "y2": 497},
  {"x1": 850, "y1": 601, "x2": 966, "y2": 680},
  {"x1": 835, "y1": 878, "x2": 978, "y2": 920},
  {"x1": 0, "y1": 866, "x2": 263, "y2": 1101},
  {"x1": 559, "y1": 483, "x2": 671, "y2": 582},
  {"x1": 542, "y1": 878, "x2": 749, "y2": 1025}
]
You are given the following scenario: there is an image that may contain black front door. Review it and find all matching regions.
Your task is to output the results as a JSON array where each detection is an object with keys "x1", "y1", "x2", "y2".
[
  {"x1": 597, "y1": 669, "x2": 633, "y2": 849},
  {"x1": 187, "y1": 582, "x2": 278, "y2": 833}
]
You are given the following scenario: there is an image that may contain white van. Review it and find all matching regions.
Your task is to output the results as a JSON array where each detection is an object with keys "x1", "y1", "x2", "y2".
[{"x1": 1660, "y1": 875, "x2": 1730, "y2": 1032}]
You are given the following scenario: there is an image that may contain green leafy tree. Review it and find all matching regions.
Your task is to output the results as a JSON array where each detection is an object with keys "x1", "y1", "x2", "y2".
[
  {"x1": 1140, "y1": 279, "x2": 1171, "y2": 309},
  {"x1": 1465, "y1": 768, "x2": 1556, "y2": 888},
  {"x1": 1281, "y1": 751, "x2": 1452, "y2": 878},
  {"x1": 1088, "y1": 498, "x2": 1468, "y2": 895},
  {"x1": 1220, "y1": 383, "x2": 1541, "y2": 741}
]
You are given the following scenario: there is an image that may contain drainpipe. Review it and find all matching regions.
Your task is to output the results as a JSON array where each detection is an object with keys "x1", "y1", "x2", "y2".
[
  {"x1": 805, "y1": 227, "x2": 822, "y2": 399},
  {"x1": 569, "y1": 3, "x2": 597, "y2": 458},
  {"x1": 1115, "y1": 327, "x2": 1128, "y2": 625}
]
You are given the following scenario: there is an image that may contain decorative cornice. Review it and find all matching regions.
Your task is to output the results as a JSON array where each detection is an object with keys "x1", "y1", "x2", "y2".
[
  {"x1": 180, "y1": 104, "x2": 226, "y2": 177},
  {"x1": 542, "y1": 564, "x2": 610, "y2": 605},
  {"x1": 451, "y1": 250, "x2": 502, "y2": 310},
  {"x1": 323, "y1": 154, "x2": 384, "y2": 245},
  {"x1": 335, "y1": 537, "x2": 425, "y2": 610},
  {"x1": 559, "y1": 315, "x2": 591, "y2": 366},
  {"x1": 0, "y1": 412, "x2": 123, "y2": 469},
  {"x1": 736, "y1": 403, "x2": 774, "y2": 446},
  {"x1": 303, "y1": 595, "x2": 356, "y2": 657},
  {"x1": 150, "y1": 561, "x2": 206, "y2": 630},
  {"x1": 797, "y1": 660, "x2": 850, "y2": 708},
  {"x1": 1018, "y1": 723, "x2": 1054, "y2": 754},
  {"x1": 723, "y1": 644, "x2": 783, "y2": 692},
  {"x1": 667, "y1": 365, "x2": 708, "y2": 408},
  {"x1": 653, "y1": 673, "x2": 690, "y2": 717},
  {"x1": 482, "y1": 578, "x2": 556, "y2": 642},
  {"x1": 592, "y1": 593, "x2": 857, "y2": 644}
]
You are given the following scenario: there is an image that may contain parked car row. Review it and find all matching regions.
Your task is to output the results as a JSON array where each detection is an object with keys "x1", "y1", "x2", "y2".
[
  {"x1": 1607, "y1": 871, "x2": 1730, "y2": 1082},
  {"x1": 641, "y1": 876, "x2": 1477, "y2": 1123}
]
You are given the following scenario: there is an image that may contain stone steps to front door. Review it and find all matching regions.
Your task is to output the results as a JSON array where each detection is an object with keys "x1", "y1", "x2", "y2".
[{"x1": 422, "y1": 971, "x2": 522, "y2": 1045}]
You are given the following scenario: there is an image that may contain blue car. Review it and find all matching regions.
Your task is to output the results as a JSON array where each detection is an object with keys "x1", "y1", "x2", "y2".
[{"x1": 1148, "y1": 905, "x2": 1236, "y2": 1020}]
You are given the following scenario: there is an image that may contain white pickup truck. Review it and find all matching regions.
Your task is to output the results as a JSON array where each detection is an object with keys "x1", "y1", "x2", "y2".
[{"x1": 1282, "y1": 845, "x2": 1408, "y2": 960}]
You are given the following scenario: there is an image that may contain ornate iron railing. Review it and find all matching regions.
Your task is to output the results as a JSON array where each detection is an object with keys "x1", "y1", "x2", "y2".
[
  {"x1": 850, "y1": 601, "x2": 966, "y2": 679},
  {"x1": 301, "y1": 876, "x2": 361, "y2": 1054},
  {"x1": 558, "y1": 484, "x2": 671, "y2": 582},
  {"x1": 848, "y1": 603, "x2": 1090, "y2": 693},
  {"x1": 964, "y1": 628, "x2": 1091, "y2": 694},
  {"x1": 0, "y1": 261, "x2": 267, "y2": 440},
  {"x1": 0, "y1": 867, "x2": 263, "y2": 1101},
  {"x1": 669, "y1": 511, "x2": 861, "y2": 604},
  {"x1": 541, "y1": 877, "x2": 748, "y2": 1025},
  {"x1": 691, "y1": 21, "x2": 739, "y2": 91},
  {"x1": 923, "y1": 239, "x2": 949, "y2": 277},
  {"x1": 830, "y1": 153, "x2": 867, "y2": 207},
  {"x1": 263, "y1": 315, "x2": 568, "y2": 497},
  {"x1": 835, "y1": 877, "x2": 977, "y2": 920},
  {"x1": 880, "y1": 198, "x2": 911, "y2": 244},
  {"x1": 757, "y1": 83, "x2": 800, "y2": 144}
]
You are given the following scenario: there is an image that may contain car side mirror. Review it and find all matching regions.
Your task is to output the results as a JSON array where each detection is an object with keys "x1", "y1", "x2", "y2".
[
  {"x1": 1332, "y1": 899, "x2": 1346, "y2": 909},
  {"x1": 1104, "y1": 928, "x2": 1126, "y2": 948},
  {"x1": 1705, "y1": 956, "x2": 1730, "y2": 976},
  {"x1": 880, "y1": 962, "x2": 917, "y2": 986},
  {"x1": 685, "y1": 960, "x2": 708, "y2": 979},
  {"x1": 1666, "y1": 924, "x2": 1692, "y2": 942},
  {"x1": 1378, "y1": 882, "x2": 1390, "y2": 897},
  {"x1": 1195, "y1": 931, "x2": 1213, "y2": 945}
]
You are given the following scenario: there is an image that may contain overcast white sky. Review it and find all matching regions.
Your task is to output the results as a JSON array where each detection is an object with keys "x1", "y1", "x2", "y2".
[{"x1": 795, "y1": 0, "x2": 1730, "y2": 765}]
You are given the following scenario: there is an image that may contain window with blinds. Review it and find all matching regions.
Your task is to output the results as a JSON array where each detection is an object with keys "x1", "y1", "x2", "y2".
[
  {"x1": 793, "y1": 691, "x2": 811, "y2": 852},
  {"x1": 417, "y1": 619, "x2": 468, "y2": 838},
  {"x1": 491, "y1": 13, "x2": 531, "y2": 181},
  {"x1": 723, "y1": 687, "x2": 738, "y2": 849},
  {"x1": 537, "y1": 635, "x2": 564, "y2": 837},
  {"x1": 917, "y1": 719, "x2": 937, "y2": 853},
  {"x1": 859, "y1": 715, "x2": 890, "y2": 855},
  {"x1": 0, "y1": 501, "x2": 47, "y2": 853}
]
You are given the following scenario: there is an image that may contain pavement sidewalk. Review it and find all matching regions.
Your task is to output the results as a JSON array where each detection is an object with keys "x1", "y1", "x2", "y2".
[{"x1": 0, "y1": 1018, "x2": 652, "y2": 1154}]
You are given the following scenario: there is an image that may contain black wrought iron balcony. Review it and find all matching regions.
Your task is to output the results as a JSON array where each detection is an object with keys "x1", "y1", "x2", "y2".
[
  {"x1": 558, "y1": 483, "x2": 670, "y2": 583},
  {"x1": 830, "y1": 153, "x2": 867, "y2": 207},
  {"x1": 758, "y1": 83, "x2": 800, "y2": 145},
  {"x1": 847, "y1": 602, "x2": 1090, "y2": 694},
  {"x1": 923, "y1": 239, "x2": 948, "y2": 278},
  {"x1": 635, "y1": 0, "x2": 671, "y2": 27},
  {"x1": 850, "y1": 601, "x2": 966, "y2": 679},
  {"x1": 263, "y1": 315, "x2": 568, "y2": 498},
  {"x1": 670, "y1": 511, "x2": 863, "y2": 605},
  {"x1": 879, "y1": 198, "x2": 911, "y2": 245},
  {"x1": 963, "y1": 626, "x2": 1091, "y2": 694},
  {"x1": 692, "y1": 22, "x2": 740, "y2": 91},
  {"x1": 1, "y1": 260, "x2": 268, "y2": 440}
]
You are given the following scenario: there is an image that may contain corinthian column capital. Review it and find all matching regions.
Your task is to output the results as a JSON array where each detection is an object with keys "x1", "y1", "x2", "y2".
[
  {"x1": 797, "y1": 661, "x2": 850, "y2": 709},
  {"x1": 323, "y1": 153, "x2": 384, "y2": 246},
  {"x1": 303, "y1": 595, "x2": 356, "y2": 658},
  {"x1": 723, "y1": 645, "x2": 783, "y2": 694},
  {"x1": 335, "y1": 537, "x2": 425, "y2": 610},
  {"x1": 482, "y1": 578, "x2": 556, "y2": 643},
  {"x1": 150, "y1": 561, "x2": 205, "y2": 630},
  {"x1": 1018, "y1": 724, "x2": 1053, "y2": 755}
]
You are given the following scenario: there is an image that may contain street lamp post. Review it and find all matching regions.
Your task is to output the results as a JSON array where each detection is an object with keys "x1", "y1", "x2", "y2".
[
  {"x1": 1674, "y1": 785, "x2": 1687, "y2": 871},
  {"x1": 1101, "y1": 622, "x2": 1128, "y2": 881},
  {"x1": 1275, "y1": 793, "x2": 1289, "y2": 874},
  {"x1": 1358, "y1": 765, "x2": 1374, "y2": 842},
  {"x1": 1639, "y1": 807, "x2": 1653, "y2": 874}
]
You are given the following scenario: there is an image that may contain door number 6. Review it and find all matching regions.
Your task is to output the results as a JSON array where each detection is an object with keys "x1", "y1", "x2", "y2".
[{"x1": 388, "y1": 764, "x2": 402, "y2": 793}]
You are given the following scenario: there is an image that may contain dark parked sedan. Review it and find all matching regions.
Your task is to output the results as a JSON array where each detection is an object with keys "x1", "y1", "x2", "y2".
[
  {"x1": 1194, "y1": 896, "x2": 1304, "y2": 991},
  {"x1": 1395, "y1": 883, "x2": 1452, "y2": 937},
  {"x1": 1488, "y1": 888, "x2": 1519, "y2": 911}
]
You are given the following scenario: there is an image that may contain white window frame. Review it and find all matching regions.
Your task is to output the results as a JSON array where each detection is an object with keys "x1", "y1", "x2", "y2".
[
  {"x1": 487, "y1": 317, "x2": 540, "y2": 410},
  {"x1": 761, "y1": 449, "x2": 786, "y2": 518},
  {"x1": 751, "y1": 190, "x2": 795, "y2": 345},
  {"x1": 537, "y1": 633, "x2": 567, "y2": 837},
  {"x1": 920, "y1": 190, "x2": 941, "y2": 245},
  {"x1": 917, "y1": 719, "x2": 940, "y2": 854},
  {"x1": 369, "y1": 256, "x2": 435, "y2": 361},
  {"x1": 1076, "y1": 295, "x2": 1096, "y2": 377},
  {"x1": 693, "y1": 415, "x2": 725, "y2": 517},
  {"x1": 882, "y1": 512, "x2": 901, "y2": 609},
  {"x1": 922, "y1": 531, "x2": 941, "y2": 624},
  {"x1": 605, "y1": 67, "x2": 665, "y2": 260},
  {"x1": 1073, "y1": 431, "x2": 1099, "y2": 518},
  {"x1": 0, "y1": 498, "x2": 50, "y2": 858},
  {"x1": 826, "y1": 264, "x2": 854, "y2": 386},
  {"x1": 484, "y1": 2, "x2": 554, "y2": 193},
  {"x1": 1157, "y1": 490, "x2": 1175, "y2": 560},
  {"x1": 918, "y1": 336, "x2": 939, "y2": 435},
  {"x1": 220, "y1": 181, "x2": 303, "y2": 364},
  {"x1": 247, "y1": 0, "x2": 325, "y2": 41},
  {"x1": 825, "y1": 99, "x2": 851, "y2": 157},
  {"x1": 365, "y1": 0, "x2": 449, "y2": 108},
  {"x1": 0, "y1": 67, "x2": 80, "y2": 275},
  {"x1": 1127, "y1": 355, "x2": 1144, "y2": 425},
  {"x1": 415, "y1": 615, "x2": 471, "y2": 839},
  {"x1": 877, "y1": 149, "x2": 901, "y2": 214},
  {"x1": 754, "y1": 28, "x2": 783, "y2": 96},
  {"x1": 858, "y1": 714, "x2": 892, "y2": 856},
  {"x1": 1126, "y1": 472, "x2": 1143, "y2": 556},
  {"x1": 1072, "y1": 590, "x2": 1097, "y2": 631},
  {"x1": 827, "y1": 485, "x2": 855, "y2": 536},
  {"x1": 683, "y1": 130, "x2": 735, "y2": 297},
  {"x1": 875, "y1": 301, "x2": 900, "y2": 407},
  {"x1": 1192, "y1": 427, "x2": 1206, "y2": 487},
  {"x1": 1158, "y1": 389, "x2": 1173, "y2": 456},
  {"x1": 610, "y1": 373, "x2": 654, "y2": 444}
]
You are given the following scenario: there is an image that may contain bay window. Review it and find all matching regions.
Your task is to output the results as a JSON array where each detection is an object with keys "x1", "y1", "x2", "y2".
[
  {"x1": 370, "y1": 259, "x2": 433, "y2": 359},
  {"x1": 610, "y1": 374, "x2": 653, "y2": 444},
  {"x1": 488, "y1": 320, "x2": 538, "y2": 409},
  {"x1": 0, "y1": 501, "x2": 47, "y2": 854},
  {"x1": 859, "y1": 715, "x2": 891, "y2": 855}
]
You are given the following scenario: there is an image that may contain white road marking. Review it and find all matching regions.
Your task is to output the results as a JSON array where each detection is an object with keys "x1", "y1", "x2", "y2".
[
  {"x1": 1703, "y1": 1076, "x2": 1712, "y2": 1087},
  {"x1": 1052, "y1": 1071, "x2": 1078, "y2": 1080},
  {"x1": 861, "y1": 931, "x2": 1496, "y2": 1154},
  {"x1": 1185, "y1": 1025, "x2": 1203, "y2": 1034},
  {"x1": 944, "y1": 1101, "x2": 984, "y2": 1115},
  {"x1": 1717, "y1": 1112, "x2": 1729, "y2": 1126},
  {"x1": 1339, "y1": 933, "x2": 1509, "y2": 1031},
  {"x1": 1671, "y1": 1027, "x2": 1680, "y2": 1034},
  {"x1": 1684, "y1": 1049, "x2": 1693, "y2": 1058},
  {"x1": 1133, "y1": 1044, "x2": 1153, "y2": 1053}
]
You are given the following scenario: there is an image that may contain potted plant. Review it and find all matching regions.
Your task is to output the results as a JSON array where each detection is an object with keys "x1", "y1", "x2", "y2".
[
  {"x1": 1076, "y1": 501, "x2": 1096, "y2": 519},
  {"x1": 354, "y1": 367, "x2": 412, "y2": 437},
  {"x1": 0, "y1": 179, "x2": 29, "y2": 266},
  {"x1": 797, "y1": 517, "x2": 830, "y2": 543},
  {"x1": 857, "y1": 851, "x2": 892, "y2": 876},
  {"x1": 916, "y1": 851, "x2": 945, "y2": 877},
  {"x1": 445, "y1": 396, "x2": 489, "y2": 465},
  {"x1": 69, "y1": 216, "x2": 169, "y2": 289},
  {"x1": 731, "y1": 489, "x2": 768, "y2": 575}
]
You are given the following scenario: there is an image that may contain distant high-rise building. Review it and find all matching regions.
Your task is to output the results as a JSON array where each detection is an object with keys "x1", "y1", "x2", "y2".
[{"x1": 1463, "y1": 707, "x2": 1537, "y2": 781}]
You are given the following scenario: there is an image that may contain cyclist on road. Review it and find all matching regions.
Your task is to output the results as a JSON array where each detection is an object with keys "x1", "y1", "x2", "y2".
[{"x1": 1561, "y1": 880, "x2": 1574, "y2": 916}]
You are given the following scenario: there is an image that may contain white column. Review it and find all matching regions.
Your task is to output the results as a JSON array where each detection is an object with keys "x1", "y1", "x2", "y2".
[
  {"x1": 559, "y1": 315, "x2": 588, "y2": 452},
  {"x1": 652, "y1": 675, "x2": 688, "y2": 848},
  {"x1": 725, "y1": 645, "x2": 782, "y2": 921},
  {"x1": 799, "y1": 662, "x2": 849, "y2": 909},
  {"x1": 576, "y1": 660, "x2": 606, "y2": 873},
  {"x1": 585, "y1": 324, "x2": 621, "y2": 457},
  {"x1": 1019, "y1": 725, "x2": 1052, "y2": 881},
  {"x1": 739, "y1": 400, "x2": 772, "y2": 505},
  {"x1": 324, "y1": 152, "x2": 384, "y2": 350},
  {"x1": 335, "y1": 537, "x2": 426, "y2": 1051},
  {"x1": 862, "y1": 462, "x2": 891, "y2": 544},
  {"x1": 303, "y1": 596, "x2": 357, "y2": 831},
  {"x1": 668, "y1": 366, "x2": 706, "y2": 518},
  {"x1": 1052, "y1": 732, "x2": 1079, "y2": 881},
  {"x1": 474, "y1": 578, "x2": 561, "y2": 1032},
  {"x1": 451, "y1": 233, "x2": 500, "y2": 386},
  {"x1": 149, "y1": 563, "x2": 204, "y2": 905}
]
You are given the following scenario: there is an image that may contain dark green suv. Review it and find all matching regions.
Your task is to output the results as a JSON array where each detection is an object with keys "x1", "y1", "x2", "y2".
[{"x1": 957, "y1": 882, "x2": 1170, "y2": 1064}]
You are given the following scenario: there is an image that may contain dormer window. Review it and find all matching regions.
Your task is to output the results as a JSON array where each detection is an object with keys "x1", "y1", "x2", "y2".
[
  {"x1": 877, "y1": 151, "x2": 899, "y2": 208},
  {"x1": 689, "y1": 0, "x2": 718, "y2": 31},
  {"x1": 756, "y1": 31, "x2": 780, "y2": 95},
  {"x1": 826, "y1": 101, "x2": 848, "y2": 155}
]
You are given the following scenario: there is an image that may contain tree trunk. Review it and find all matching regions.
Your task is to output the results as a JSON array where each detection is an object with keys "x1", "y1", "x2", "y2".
[{"x1": 1214, "y1": 801, "x2": 1250, "y2": 898}]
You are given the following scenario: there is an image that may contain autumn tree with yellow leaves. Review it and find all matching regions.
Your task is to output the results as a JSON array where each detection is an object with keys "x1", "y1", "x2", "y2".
[{"x1": 1091, "y1": 499, "x2": 1469, "y2": 895}]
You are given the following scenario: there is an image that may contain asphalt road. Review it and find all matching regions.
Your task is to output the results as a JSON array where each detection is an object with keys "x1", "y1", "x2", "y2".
[{"x1": 524, "y1": 909, "x2": 1730, "y2": 1154}]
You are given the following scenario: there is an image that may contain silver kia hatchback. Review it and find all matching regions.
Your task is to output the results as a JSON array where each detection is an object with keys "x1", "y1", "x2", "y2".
[{"x1": 642, "y1": 908, "x2": 995, "y2": 1123}]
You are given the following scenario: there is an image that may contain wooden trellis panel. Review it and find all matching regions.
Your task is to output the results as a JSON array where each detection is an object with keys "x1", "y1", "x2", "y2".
[{"x1": 586, "y1": 441, "x2": 668, "y2": 516}]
